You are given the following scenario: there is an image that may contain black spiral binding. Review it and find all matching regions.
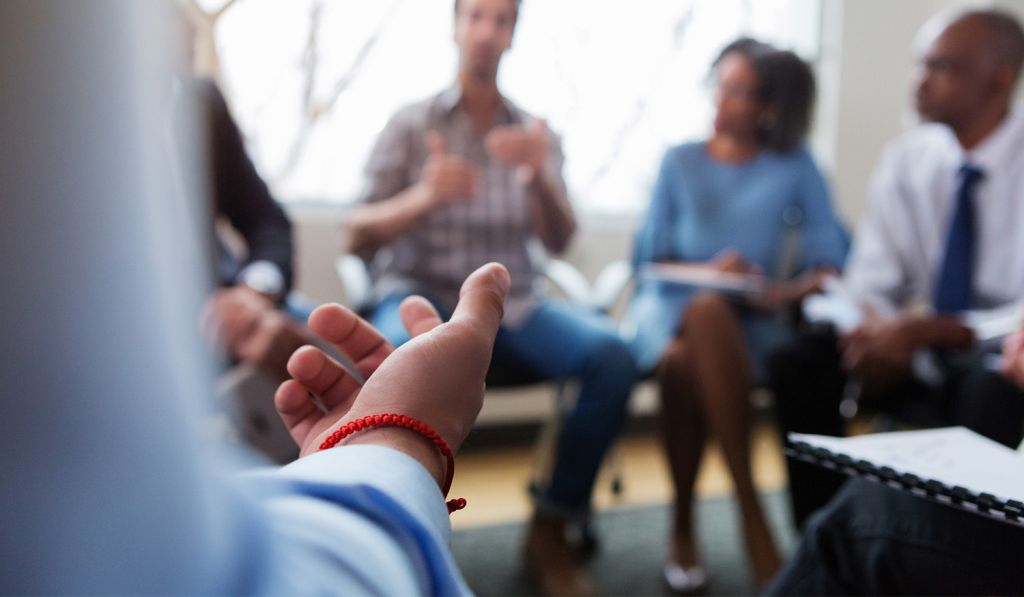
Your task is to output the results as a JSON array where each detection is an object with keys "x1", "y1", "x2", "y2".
[{"x1": 785, "y1": 440, "x2": 1024, "y2": 528}]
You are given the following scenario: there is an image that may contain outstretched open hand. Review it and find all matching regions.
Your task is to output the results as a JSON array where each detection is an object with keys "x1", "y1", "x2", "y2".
[{"x1": 275, "y1": 263, "x2": 510, "y2": 468}]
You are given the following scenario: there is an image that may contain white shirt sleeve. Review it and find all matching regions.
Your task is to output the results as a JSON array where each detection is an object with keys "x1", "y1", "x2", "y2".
[{"x1": 844, "y1": 141, "x2": 917, "y2": 317}]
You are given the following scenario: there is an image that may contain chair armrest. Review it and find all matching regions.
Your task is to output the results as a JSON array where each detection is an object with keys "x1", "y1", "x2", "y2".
[
  {"x1": 335, "y1": 254, "x2": 374, "y2": 315},
  {"x1": 592, "y1": 259, "x2": 634, "y2": 315},
  {"x1": 541, "y1": 258, "x2": 594, "y2": 309}
]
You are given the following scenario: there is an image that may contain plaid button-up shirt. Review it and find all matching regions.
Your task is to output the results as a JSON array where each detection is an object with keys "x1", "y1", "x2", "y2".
[{"x1": 358, "y1": 85, "x2": 569, "y2": 326}]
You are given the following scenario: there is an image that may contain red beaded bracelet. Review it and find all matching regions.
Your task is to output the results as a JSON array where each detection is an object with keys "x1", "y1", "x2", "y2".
[{"x1": 318, "y1": 413, "x2": 467, "y2": 514}]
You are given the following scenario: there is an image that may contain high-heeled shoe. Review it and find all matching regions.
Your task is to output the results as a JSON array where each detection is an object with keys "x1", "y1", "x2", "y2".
[{"x1": 663, "y1": 560, "x2": 709, "y2": 594}]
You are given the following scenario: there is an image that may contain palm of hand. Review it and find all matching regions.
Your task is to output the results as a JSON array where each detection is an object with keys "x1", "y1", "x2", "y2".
[{"x1": 275, "y1": 265, "x2": 508, "y2": 458}]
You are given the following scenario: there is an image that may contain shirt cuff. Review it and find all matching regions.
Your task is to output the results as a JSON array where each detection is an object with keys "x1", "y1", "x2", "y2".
[
  {"x1": 250, "y1": 445, "x2": 452, "y2": 547},
  {"x1": 237, "y1": 260, "x2": 285, "y2": 299}
]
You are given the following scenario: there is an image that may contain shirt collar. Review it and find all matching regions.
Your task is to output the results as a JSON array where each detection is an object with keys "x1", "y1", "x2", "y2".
[
  {"x1": 962, "y1": 103, "x2": 1024, "y2": 173},
  {"x1": 435, "y1": 82, "x2": 521, "y2": 125}
]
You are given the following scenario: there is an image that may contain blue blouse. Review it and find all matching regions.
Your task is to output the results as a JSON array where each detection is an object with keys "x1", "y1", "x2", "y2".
[{"x1": 625, "y1": 142, "x2": 848, "y2": 374}]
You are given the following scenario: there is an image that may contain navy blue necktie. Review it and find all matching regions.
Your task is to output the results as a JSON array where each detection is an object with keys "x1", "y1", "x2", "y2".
[{"x1": 934, "y1": 163, "x2": 985, "y2": 313}]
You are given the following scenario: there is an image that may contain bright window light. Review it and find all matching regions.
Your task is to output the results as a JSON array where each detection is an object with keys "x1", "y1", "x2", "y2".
[{"x1": 207, "y1": 0, "x2": 820, "y2": 214}]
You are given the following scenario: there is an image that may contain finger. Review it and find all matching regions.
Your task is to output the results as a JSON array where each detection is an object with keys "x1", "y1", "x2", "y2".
[
  {"x1": 485, "y1": 129, "x2": 517, "y2": 159},
  {"x1": 399, "y1": 296, "x2": 444, "y2": 338},
  {"x1": 452, "y1": 166, "x2": 481, "y2": 198},
  {"x1": 712, "y1": 249, "x2": 742, "y2": 270},
  {"x1": 450, "y1": 262, "x2": 510, "y2": 340},
  {"x1": 441, "y1": 164, "x2": 476, "y2": 189},
  {"x1": 307, "y1": 303, "x2": 393, "y2": 367},
  {"x1": 425, "y1": 130, "x2": 447, "y2": 157},
  {"x1": 275, "y1": 378, "x2": 321, "y2": 444},
  {"x1": 454, "y1": 176, "x2": 478, "y2": 199},
  {"x1": 286, "y1": 344, "x2": 364, "y2": 409}
]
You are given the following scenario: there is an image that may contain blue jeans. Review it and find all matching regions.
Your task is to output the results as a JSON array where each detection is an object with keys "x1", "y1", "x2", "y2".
[{"x1": 372, "y1": 292, "x2": 637, "y2": 517}]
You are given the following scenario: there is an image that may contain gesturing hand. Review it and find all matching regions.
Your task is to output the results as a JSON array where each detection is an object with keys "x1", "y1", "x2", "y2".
[
  {"x1": 709, "y1": 249, "x2": 761, "y2": 275},
  {"x1": 200, "y1": 285, "x2": 275, "y2": 357},
  {"x1": 419, "y1": 131, "x2": 480, "y2": 206},
  {"x1": 485, "y1": 119, "x2": 550, "y2": 173},
  {"x1": 839, "y1": 319, "x2": 919, "y2": 387},
  {"x1": 274, "y1": 263, "x2": 510, "y2": 476}
]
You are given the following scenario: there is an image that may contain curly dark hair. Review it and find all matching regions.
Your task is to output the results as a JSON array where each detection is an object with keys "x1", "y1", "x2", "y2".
[{"x1": 713, "y1": 37, "x2": 816, "y2": 152}]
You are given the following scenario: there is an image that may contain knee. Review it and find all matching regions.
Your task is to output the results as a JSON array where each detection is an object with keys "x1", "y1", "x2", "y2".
[
  {"x1": 799, "y1": 480, "x2": 867, "y2": 550},
  {"x1": 683, "y1": 292, "x2": 741, "y2": 338},
  {"x1": 656, "y1": 339, "x2": 692, "y2": 378},
  {"x1": 581, "y1": 331, "x2": 637, "y2": 386},
  {"x1": 687, "y1": 291, "x2": 735, "y2": 324},
  {"x1": 689, "y1": 291, "x2": 732, "y2": 317}
]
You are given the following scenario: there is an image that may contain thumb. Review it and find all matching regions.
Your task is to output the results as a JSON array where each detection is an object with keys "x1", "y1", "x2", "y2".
[
  {"x1": 425, "y1": 130, "x2": 448, "y2": 157},
  {"x1": 399, "y1": 295, "x2": 444, "y2": 338},
  {"x1": 450, "y1": 263, "x2": 510, "y2": 341}
]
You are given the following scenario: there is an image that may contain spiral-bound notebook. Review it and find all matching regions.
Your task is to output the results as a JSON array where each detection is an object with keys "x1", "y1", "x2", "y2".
[{"x1": 787, "y1": 427, "x2": 1024, "y2": 527}]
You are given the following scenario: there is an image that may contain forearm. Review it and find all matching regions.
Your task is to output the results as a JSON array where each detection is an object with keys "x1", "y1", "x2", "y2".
[
  {"x1": 526, "y1": 169, "x2": 576, "y2": 254},
  {"x1": 906, "y1": 316, "x2": 975, "y2": 351},
  {"x1": 343, "y1": 186, "x2": 434, "y2": 256}
]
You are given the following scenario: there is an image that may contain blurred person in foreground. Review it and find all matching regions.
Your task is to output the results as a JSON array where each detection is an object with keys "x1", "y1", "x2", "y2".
[
  {"x1": 625, "y1": 38, "x2": 848, "y2": 591},
  {"x1": 342, "y1": 0, "x2": 636, "y2": 593},
  {"x1": 768, "y1": 8, "x2": 1024, "y2": 530},
  {"x1": 0, "y1": 1, "x2": 505, "y2": 593}
]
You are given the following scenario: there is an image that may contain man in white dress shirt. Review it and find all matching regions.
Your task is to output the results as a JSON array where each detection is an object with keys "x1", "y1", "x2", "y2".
[{"x1": 769, "y1": 8, "x2": 1024, "y2": 528}]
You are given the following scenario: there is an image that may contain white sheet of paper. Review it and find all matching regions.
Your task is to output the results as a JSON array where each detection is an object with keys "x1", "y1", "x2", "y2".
[
  {"x1": 790, "y1": 427, "x2": 1024, "y2": 502},
  {"x1": 638, "y1": 263, "x2": 767, "y2": 300},
  {"x1": 801, "y1": 274, "x2": 864, "y2": 333},
  {"x1": 963, "y1": 302, "x2": 1024, "y2": 344}
]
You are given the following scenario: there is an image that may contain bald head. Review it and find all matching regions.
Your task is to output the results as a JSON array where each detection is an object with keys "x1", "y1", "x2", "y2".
[
  {"x1": 957, "y1": 9, "x2": 1024, "y2": 80},
  {"x1": 914, "y1": 9, "x2": 1023, "y2": 143}
]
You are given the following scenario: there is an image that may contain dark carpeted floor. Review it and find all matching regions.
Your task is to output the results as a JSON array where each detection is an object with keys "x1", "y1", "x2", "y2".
[{"x1": 452, "y1": 492, "x2": 797, "y2": 596}]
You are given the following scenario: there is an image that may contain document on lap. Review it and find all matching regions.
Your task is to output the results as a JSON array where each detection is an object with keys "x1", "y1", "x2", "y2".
[
  {"x1": 638, "y1": 263, "x2": 768, "y2": 302},
  {"x1": 963, "y1": 302, "x2": 1024, "y2": 348},
  {"x1": 801, "y1": 274, "x2": 863, "y2": 333}
]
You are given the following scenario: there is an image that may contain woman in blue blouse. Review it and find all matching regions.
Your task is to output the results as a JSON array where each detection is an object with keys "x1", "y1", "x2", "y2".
[{"x1": 626, "y1": 39, "x2": 848, "y2": 591}]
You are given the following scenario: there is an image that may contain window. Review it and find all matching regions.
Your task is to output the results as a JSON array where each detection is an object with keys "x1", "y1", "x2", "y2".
[{"x1": 204, "y1": 0, "x2": 821, "y2": 214}]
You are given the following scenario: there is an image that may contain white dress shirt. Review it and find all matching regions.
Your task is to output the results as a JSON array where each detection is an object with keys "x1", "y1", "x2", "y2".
[{"x1": 845, "y1": 105, "x2": 1024, "y2": 317}]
